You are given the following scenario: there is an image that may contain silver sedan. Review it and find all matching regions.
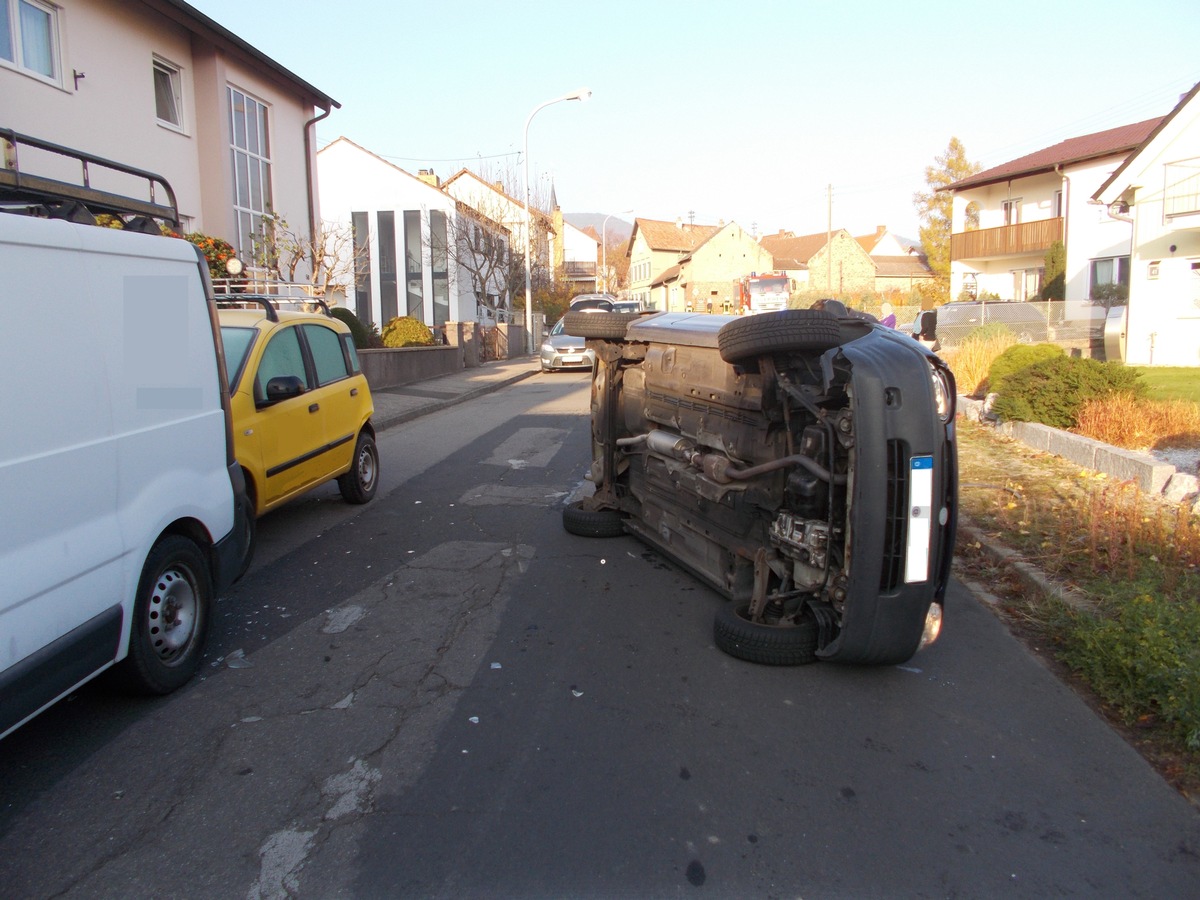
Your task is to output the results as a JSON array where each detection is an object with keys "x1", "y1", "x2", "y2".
[{"x1": 540, "y1": 316, "x2": 596, "y2": 371}]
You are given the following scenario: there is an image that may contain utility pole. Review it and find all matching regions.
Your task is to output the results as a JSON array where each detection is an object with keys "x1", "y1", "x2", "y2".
[{"x1": 826, "y1": 184, "x2": 832, "y2": 292}]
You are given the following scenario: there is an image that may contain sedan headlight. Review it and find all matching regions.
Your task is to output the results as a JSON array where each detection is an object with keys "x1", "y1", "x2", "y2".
[
  {"x1": 928, "y1": 362, "x2": 955, "y2": 424},
  {"x1": 540, "y1": 342, "x2": 555, "y2": 354}
]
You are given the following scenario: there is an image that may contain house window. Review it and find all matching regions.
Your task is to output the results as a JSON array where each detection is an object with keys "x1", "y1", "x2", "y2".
[
  {"x1": 1089, "y1": 256, "x2": 1130, "y2": 304},
  {"x1": 351, "y1": 211, "x2": 372, "y2": 324},
  {"x1": 153, "y1": 58, "x2": 183, "y2": 129},
  {"x1": 1013, "y1": 267, "x2": 1042, "y2": 302},
  {"x1": 0, "y1": 0, "x2": 59, "y2": 82},
  {"x1": 1002, "y1": 199, "x2": 1021, "y2": 226},
  {"x1": 1053, "y1": 190, "x2": 1064, "y2": 218},
  {"x1": 377, "y1": 210, "x2": 398, "y2": 323},
  {"x1": 228, "y1": 86, "x2": 272, "y2": 261},
  {"x1": 430, "y1": 209, "x2": 449, "y2": 327},
  {"x1": 1164, "y1": 159, "x2": 1200, "y2": 218},
  {"x1": 403, "y1": 210, "x2": 423, "y2": 319}
]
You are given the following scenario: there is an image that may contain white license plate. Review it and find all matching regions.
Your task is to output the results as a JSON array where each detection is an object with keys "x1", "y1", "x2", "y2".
[
  {"x1": 560, "y1": 355, "x2": 583, "y2": 364},
  {"x1": 905, "y1": 455, "x2": 933, "y2": 583}
]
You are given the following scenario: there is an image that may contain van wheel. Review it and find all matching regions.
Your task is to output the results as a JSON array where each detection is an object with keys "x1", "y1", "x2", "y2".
[
  {"x1": 235, "y1": 489, "x2": 256, "y2": 580},
  {"x1": 338, "y1": 431, "x2": 379, "y2": 504},
  {"x1": 562, "y1": 501, "x2": 626, "y2": 537},
  {"x1": 562, "y1": 311, "x2": 639, "y2": 341},
  {"x1": 713, "y1": 603, "x2": 819, "y2": 665},
  {"x1": 118, "y1": 536, "x2": 212, "y2": 694},
  {"x1": 717, "y1": 310, "x2": 842, "y2": 363}
]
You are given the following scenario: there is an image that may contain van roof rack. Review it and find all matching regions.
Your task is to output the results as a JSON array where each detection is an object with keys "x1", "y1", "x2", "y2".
[
  {"x1": 0, "y1": 128, "x2": 179, "y2": 226},
  {"x1": 214, "y1": 295, "x2": 334, "y2": 323}
]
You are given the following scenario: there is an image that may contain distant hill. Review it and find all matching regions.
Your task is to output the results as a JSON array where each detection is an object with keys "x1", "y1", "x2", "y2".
[{"x1": 566, "y1": 213, "x2": 633, "y2": 243}]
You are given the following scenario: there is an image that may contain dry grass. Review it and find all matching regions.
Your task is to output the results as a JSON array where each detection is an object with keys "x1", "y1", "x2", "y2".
[
  {"x1": 1074, "y1": 392, "x2": 1200, "y2": 452},
  {"x1": 942, "y1": 332, "x2": 1016, "y2": 397}
]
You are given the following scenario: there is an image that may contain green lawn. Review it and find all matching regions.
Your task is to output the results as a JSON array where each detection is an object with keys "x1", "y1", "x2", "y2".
[{"x1": 1133, "y1": 367, "x2": 1200, "y2": 404}]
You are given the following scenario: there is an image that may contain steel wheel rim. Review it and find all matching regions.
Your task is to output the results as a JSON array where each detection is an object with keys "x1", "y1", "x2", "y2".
[
  {"x1": 358, "y1": 444, "x2": 377, "y2": 491},
  {"x1": 148, "y1": 566, "x2": 198, "y2": 663}
]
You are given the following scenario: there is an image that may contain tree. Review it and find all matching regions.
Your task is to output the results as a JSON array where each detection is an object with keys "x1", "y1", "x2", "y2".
[
  {"x1": 913, "y1": 137, "x2": 981, "y2": 303},
  {"x1": 253, "y1": 213, "x2": 365, "y2": 298},
  {"x1": 440, "y1": 201, "x2": 514, "y2": 323},
  {"x1": 1041, "y1": 240, "x2": 1066, "y2": 301}
]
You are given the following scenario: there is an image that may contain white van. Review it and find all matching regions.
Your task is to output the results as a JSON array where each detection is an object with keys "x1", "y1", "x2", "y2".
[{"x1": 0, "y1": 134, "x2": 251, "y2": 738}]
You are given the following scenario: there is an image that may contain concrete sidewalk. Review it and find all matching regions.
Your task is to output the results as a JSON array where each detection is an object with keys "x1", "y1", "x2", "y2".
[{"x1": 369, "y1": 356, "x2": 542, "y2": 431}]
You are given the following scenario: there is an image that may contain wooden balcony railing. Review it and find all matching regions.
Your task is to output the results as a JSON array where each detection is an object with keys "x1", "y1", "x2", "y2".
[{"x1": 951, "y1": 218, "x2": 1064, "y2": 261}]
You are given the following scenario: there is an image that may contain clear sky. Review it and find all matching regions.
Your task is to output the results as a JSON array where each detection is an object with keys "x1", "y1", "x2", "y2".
[{"x1": 188, "y1": 0, "x2": 1200, "y2": 241}]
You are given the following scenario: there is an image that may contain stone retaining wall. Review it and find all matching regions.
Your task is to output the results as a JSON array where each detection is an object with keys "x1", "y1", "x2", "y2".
[{"x1": 957, "y1": 395, "x2": 1200, "y2": 515}]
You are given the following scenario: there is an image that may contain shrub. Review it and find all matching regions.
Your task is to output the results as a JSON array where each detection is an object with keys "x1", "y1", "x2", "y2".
[
  {"x1": 330, "y1": 306, "x2": 372, "y2": 349},
  {"x1": 991, "y1": 355, "x2": 1143, "y2": 429},
  {"x1": 1061, "y1": 594, "x2": 1200, "y2": 750},
  {"x1": 987, "y1": 343, "x2": 1065, "y2": 395},
  {"x1": 381, "y1": 316, "x2": 435, "y2": 348}
]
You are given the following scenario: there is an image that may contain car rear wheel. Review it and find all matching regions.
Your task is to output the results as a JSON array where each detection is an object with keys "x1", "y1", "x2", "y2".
[
  {"x1": 562, "y1": 311, "x2": 640, "y2": 341},
  {"x1": 562, "y1": 501, "x2": 626, "y2": 538},
  {"x1": 338, "y1": 431, "x2": 379, "y2": 504},
  {"x1": 713, "y1": 602, "x2": 820, "y2": 665},
  {"x1": 717, "y1": 309, "x2": 842, "y2": 363},
  {"x1": 117, "y1": 535, "x2": 212, "y2": 694}
]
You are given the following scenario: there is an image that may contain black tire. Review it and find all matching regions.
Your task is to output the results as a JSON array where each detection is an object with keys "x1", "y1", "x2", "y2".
[
  {"x1": 338, "y1": 430, "x2": 379, "y2": 504},
  {"x1": 713, "y1": 602, "x2": 820, "y2": 666},
  {"x1": 235, "y1": 487, "x2": 256, "y2": 580},
  {"x1": 717, "y1": 309, "x2": 842, "y2": 364},
  {"x1": 118, "y1": 535, "x2": 212, "y2": 694},
  {"x1": 562, "y1": 501, "x2": 626, "y2": 538},
  {"x1": 562, "y1": 311, "x2": 639, "y2": 341}
]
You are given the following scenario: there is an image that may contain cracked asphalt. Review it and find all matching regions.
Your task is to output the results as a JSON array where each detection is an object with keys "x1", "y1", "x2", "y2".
[{"x1": 2, "y1": 373, "x2": 1198, "y2": 898}]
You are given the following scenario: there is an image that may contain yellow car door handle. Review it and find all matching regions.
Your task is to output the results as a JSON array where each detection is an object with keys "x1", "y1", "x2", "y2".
[{"x1": 308, "y1": 403, "x2": 319, "y2": 413}]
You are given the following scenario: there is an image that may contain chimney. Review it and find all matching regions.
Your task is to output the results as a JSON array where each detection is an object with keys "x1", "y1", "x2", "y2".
[
  {"x1": 876, "y1": 225, "x2": 886, "y2": 238},
  {"x1": 417, "y1": 169, "x2": 440, "y2": 188}
]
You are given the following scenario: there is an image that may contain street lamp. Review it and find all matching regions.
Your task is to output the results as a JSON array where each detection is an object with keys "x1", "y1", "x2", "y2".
[
  {"x1": 523, "y1": 87, "x2": 591, "y2": 353},
  {"x1": 601, "y1": 209, "x2": 633, "y2": 294}
]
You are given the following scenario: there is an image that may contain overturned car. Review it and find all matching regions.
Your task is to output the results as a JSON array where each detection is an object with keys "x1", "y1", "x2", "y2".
[{"x1": 562, "y1": 305, "x2": 957, "y2": 666}]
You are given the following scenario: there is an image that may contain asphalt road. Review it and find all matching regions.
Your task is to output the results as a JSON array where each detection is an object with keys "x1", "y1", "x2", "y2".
[{"x1": 2, "y1": 373, "x2": 1198, "y2": 898}]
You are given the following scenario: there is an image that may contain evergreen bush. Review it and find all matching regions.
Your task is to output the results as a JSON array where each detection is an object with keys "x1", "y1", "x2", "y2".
[
  {"x1": 986, "y1": 343, "x2": 1065, "y2": 395},
  {"x1": 330, "y1": 306, "x2": 372, "y2": 349},
  {"x1": 381, "y1": 316, "x2": 436, "y2": 348},
  {"x1": 992, "y1": 355, "x2": 1143, "y2": 428}
]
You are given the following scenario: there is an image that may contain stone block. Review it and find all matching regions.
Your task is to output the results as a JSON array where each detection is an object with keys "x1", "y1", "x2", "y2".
[
  {"x1": 1093, "y1": 445, "x2": 1176, "y2": 493},
  {"x1": 1163, "y1": 472, "x2": 1199, "y2": 504}
]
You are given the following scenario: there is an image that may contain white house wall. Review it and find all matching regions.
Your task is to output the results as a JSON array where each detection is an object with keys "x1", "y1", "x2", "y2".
[
  {"x1": 319, "y1": 140, "x2": 500, "y2": 329},
  {"x1": 950, "y1": 157, "x2": 1133, "y2": 323},
  {"x1": 1, "y1": 0, "x2": 321, "y2": 248},
  {"x1": 1101, "y1": 101, "x2": 1200, "y2": 366}
]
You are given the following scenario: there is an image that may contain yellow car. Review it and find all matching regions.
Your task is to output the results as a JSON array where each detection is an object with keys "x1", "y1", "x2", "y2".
[{"x1": 218, "y1": 300, "x2": 378, "y2": 520}]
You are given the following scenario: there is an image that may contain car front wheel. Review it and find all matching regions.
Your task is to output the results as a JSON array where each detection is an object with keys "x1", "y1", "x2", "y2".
[{"x1": 338, "y1": 430, "x2": 379, "y2": 504}]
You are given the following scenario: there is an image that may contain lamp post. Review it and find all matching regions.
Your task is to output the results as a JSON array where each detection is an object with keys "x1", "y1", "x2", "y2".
[
  {"x1": 523, "y1": 87, "x2": 591, "y2": 353},
  {"x1": 601, "y1": 208, "x2": 633, "y2": 294}
]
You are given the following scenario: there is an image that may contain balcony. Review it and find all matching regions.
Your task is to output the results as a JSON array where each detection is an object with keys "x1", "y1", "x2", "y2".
[
  {"x1": 563, "y1": 260, "x2": 597, "y2": 277},
  {"x1": 951, "y1": 218, "x2": 1064, "y2": 261}
]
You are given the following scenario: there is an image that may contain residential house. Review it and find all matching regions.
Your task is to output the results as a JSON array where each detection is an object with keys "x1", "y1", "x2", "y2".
[
  {"x1": 944, "y1": 118, "x2": 1162, "y2": 325},
  {"x1": 1093, "y1": 81, "x2": 1200, "y2": 366},
  {"x1": 554, "y1": 212, "x2": 599, "y2": 294},
  {"x1": 626, "y1": 218, "x2": 721, "y2": 309},
  {"x1": 317, "y1": 137, "x2": 511, "y2": 329},
  {"x1": 856, "y1": 225, "x2": 934, "y2": 297},
  {"x1": 442, "y1": 169, "x2": 557, "y2": 294},
  {"x1": 649, "y1": 221, "x2": 774, "y2": 312},
  {"x1": 1, "y1": 0, "x2": 337, "y2": 265},
  {"x1": 759, "y1": 229, "x2": 876, "y2": 296}
]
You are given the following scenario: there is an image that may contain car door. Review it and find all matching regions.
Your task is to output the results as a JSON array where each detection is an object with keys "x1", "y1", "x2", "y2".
[
  {"x1": 300, "y1": 322, "x2": 366, "y2": 476},
  {"x1": 247, "y1": 323, "x2": 329, "y2": 508}
]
